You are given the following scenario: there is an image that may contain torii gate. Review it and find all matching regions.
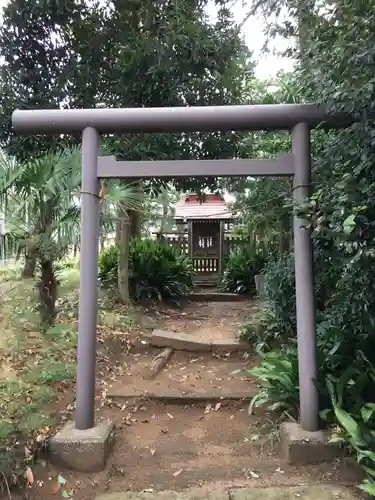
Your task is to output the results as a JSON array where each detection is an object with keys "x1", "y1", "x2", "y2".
[{"x1": 12, "y1": 104, "x2": 352, "y2": 437}]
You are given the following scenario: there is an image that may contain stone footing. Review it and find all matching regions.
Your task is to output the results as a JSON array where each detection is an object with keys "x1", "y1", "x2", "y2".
[
  {"x1": 49, "y1": 420, "x2": 114, "y2": 472},
  {"x1": 280, "y1": 421, "x2": 346, "y2": 465}
]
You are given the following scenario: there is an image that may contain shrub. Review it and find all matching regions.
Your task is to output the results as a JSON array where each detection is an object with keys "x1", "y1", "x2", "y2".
[
  {"x1": 238, "y1": 306, "x2": 290, "y2": 352},
  {"x1": 321, "y1": 362, "x2": 375, "y2": 496},
  {"x1": 220, "y1": 245, "x2": 266, "y2": 295},
  {"x1": 263, "y1": 254, "x2": 296, "y2": 335},
  {"x1": 250, "y1": 241, "x2": 342, "y2": 350},
  {"x1": 249, "y1": 349, "x2": 300, "y2": 418},
  {"x1": 129, "y1": 238, "x2": 193, "y2": 302},
  {"x1": 98, "y1": 245, "x2": 118, "y2": 286},
  {"x1": 98, "y1": 238, "x2": 193, "y2": 302},
  {"x1": 246, "y1": 249, "x2": 375, "y2": 493},
  {"x1": 55, "y1": 258, "x2": 79, "y2": 272}
]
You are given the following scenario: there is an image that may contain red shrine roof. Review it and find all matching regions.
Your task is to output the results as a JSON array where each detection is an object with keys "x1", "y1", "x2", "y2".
[{"x1": 173, "y1": 193, "x2": 233, "y2": 221}]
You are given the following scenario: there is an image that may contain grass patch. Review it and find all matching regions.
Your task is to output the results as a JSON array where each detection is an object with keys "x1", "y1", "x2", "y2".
[
  {"x1": 0, "y1": 263, "x2": 22, "y2": 283},
  {"x1": 0, "y1": 267, "x2": 139, "y2": 493}
]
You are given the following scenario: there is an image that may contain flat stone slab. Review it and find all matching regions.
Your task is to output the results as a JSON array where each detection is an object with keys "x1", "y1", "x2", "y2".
[
  {"x1": 211, "y1": 338, "x2": 250, "y2": 353},
  {"x1": 107, "y1": 388, "x2": 251, "y2": 403},
  {"x1": 49, "y1": 420, "x2": 114, "y2": 472},
  {"x1": 98, "y1": 489, "x2": 229, "y2": 500},
  {"x1": 97, "y1": 485, "x2": 356, "y2": 500},
  {"x1": 229, "y1": 485, "x2": 356, "y2": 499},
  {"x1": 280, "y1": 421, "x2": 346, "y2": 465},
  {"x1": 150, "y1": 330, "x2": 249, "y2": 352},
  {"x1": 151, "y1": 330, "x2": 212, "y2": 351},
  {"x1": 188, "y1": 292, "x2": 246, "y2": 302}
]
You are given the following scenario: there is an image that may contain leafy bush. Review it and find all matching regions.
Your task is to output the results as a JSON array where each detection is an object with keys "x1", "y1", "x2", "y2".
[
  {"x1": 220, "y1": 245, "x2": 266, "y2": 295},
  {"x1": 247, "y1": 241, "x2": 343, "y2": 350},
  {"x1": 55, "y1": 257, "x2": 79, "y2": 272},
  {"x1": 98, "y1": 245, "x2": 118, "y2": 286},
  {"x1": 99, "y1": 238, "x2": 193, "y2": 302},
  {"x1": 129, "y1": 238, "x2": 193, "y2": 302},
  {"x1": 249, "y1": 349, "x2": 300, "y2": 418},
  {"x1": 263, "y1": 254, "x2": 296, "y2": 335},
  {"x1": 239, "y1": 306, "x2": 289, "y2": 352},
  {"x1": 321, "y1": 362, "x2": 375, "y2": 496},
  {"x1": 246, "y1": 248, "x2": 375, "y2": 492}
]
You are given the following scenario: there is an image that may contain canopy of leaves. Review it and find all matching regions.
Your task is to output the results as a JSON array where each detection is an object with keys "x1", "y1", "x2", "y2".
[{"x1": 0, "y1": 0, "x2": 256, "y2": 195}]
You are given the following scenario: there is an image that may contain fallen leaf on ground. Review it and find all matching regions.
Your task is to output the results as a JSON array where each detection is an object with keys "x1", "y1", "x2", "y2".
[
  {"x1": 173, "y1": 469, "x2": 183, "y2": 477},
  {"x1": 167, "y1": 412, "x2": 174, "y2": 419},
  {"x1": 26, "y1": 467, "x2": 34, "y2": 487},
  {"x1": 52, "y1": 482, "x2": 61, "y2": 495},
  {"x1": 204, "y1": 403, "x2": 212, "y2": 414},
  {"x1": 150, "y1": 448, "x2": 156, "y2": 455},
  {"x1": 62, "y1": 490, "x2": 73, "y2": 498},
  {"x1": 248, "y1": 470, "x2": 259, "y2": 479},
  {"x1": 214, "y1": 402, "x2": 221, "y2": 411},
  {"x1": 57, "y1": 475, "x2": 67, "y2": 485}
]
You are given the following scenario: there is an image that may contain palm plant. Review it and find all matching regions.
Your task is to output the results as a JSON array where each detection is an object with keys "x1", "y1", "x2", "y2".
[{"x1": 0, "y1": 147, "x2": 144, "y2": 324}]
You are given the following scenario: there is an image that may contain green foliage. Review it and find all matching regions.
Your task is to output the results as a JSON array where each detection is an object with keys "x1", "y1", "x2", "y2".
[
  {"x1": 238, "y1": 255, "x2": 298, "y2": 351},
  {"x1": 263, "y1": 255, "x2": 296, "y2": 336},
  {"x1": 55, "y1": 258, "x2": 79, "y2": 272},
  {"x1": 129, "y1": 238, "x2": 193, "y2": 302},
  {"x1": 0, "y1": 264, "x2": 22, "y2": 282},
  {"x1": 0, "y1": 0, "x2": 254, "y2": 196},
  {"x1": 238, "y1": 306, "x2": 284, "y2": 352},
  {"x1": 245, "y1": 242, "x2": 343, "y2": 351},
  {"x1": 99, "y1": 239, "x2": 193, "y2": 302},
  {"x1": 220, "y1": 245, "x2": 266, "y2": 295},
  {"x1": 98, "y1": 245, "x2": 118, "y2": 286},
  {"x1": 249, "y1": 349, "x2": 300, "y2": 418},
  {"x1": 321, "y1": 364, "x2": 375, "y2": 494},
  {"x1": 0, "y1": 317, "x2": 76, "y2": 487},
  {"x1": 0, "y1": 270, "x2": 139, "y2": 490}
]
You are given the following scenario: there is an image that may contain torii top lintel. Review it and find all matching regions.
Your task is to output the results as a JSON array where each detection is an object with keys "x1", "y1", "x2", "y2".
[{"x1": 11, "y1": 103, "x2": 353, "y2": 135}]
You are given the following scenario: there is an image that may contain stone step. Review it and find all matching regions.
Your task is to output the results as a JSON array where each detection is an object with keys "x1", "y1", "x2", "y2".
[
  {"x1": 150, "y1": 329, "x2": 250, "y2": 353},
  {"x1": 107, "y1": 388, "x2": 251, "y2": 403},
  {"x1": 97, "y1": 485, "x2": 357, "y2": 500},
  {"x1": 188, "y1": 291, "x2": 247, "y2": 302}
]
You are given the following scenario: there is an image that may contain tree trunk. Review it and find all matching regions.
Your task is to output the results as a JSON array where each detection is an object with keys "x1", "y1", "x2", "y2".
[
  {"x1": 23, "y1": 253, "x2": 37, "y2": 278},
  {"x1": 115, "y1": 221, "x2": 121, "y2": 247},
  {"x1": 130, "y1": 210, "x2": 141, "y2": 238},
  {"x1": 159, "y1": 204, "x2": 168, "y2": 238},
  {"x1": 130, "y1": 180, "x2": 143, "y2": 238},
  {"x1": 117, "y1": 204, "x2": 131, "y2": 304},
  {"x1": 100, "y1": 236, "x2": 106, "y2": 253},
  {"x1": 38, "y1": 259, "x2": 58, "y2": 326}
]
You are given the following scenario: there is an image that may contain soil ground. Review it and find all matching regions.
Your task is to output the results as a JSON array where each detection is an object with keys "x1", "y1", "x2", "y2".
[
  {"x1": 10, "y1": 297, "x2": 364, "y2": 500},
  {"x1": 153, "y1": 300, "x2": 256, "y2": 341},
  {"x1": 106, "y1": 351, "x2": 256, "y2": 398}
]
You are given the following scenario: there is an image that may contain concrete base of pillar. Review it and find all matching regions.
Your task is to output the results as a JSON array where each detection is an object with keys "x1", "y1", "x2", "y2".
[
  {"x1": 280, "y1": 421, "x2": 346, "y2": 465},
  {"x1": 49, "y1": 420, "x2": 114, "y2": 472}
]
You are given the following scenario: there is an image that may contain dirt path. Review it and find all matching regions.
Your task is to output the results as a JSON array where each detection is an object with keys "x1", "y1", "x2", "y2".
[
  {"x1": 154, "y1": 299, "x2": 256, "y2": 341},
  {"x1": 27, "y1": 299, "x2": 362, "y2": 500}
]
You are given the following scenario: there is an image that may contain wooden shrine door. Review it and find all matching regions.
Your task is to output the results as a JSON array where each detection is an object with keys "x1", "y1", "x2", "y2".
[{"x1": 191, "y1": 220, "x2": 220, "y2": 285}]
